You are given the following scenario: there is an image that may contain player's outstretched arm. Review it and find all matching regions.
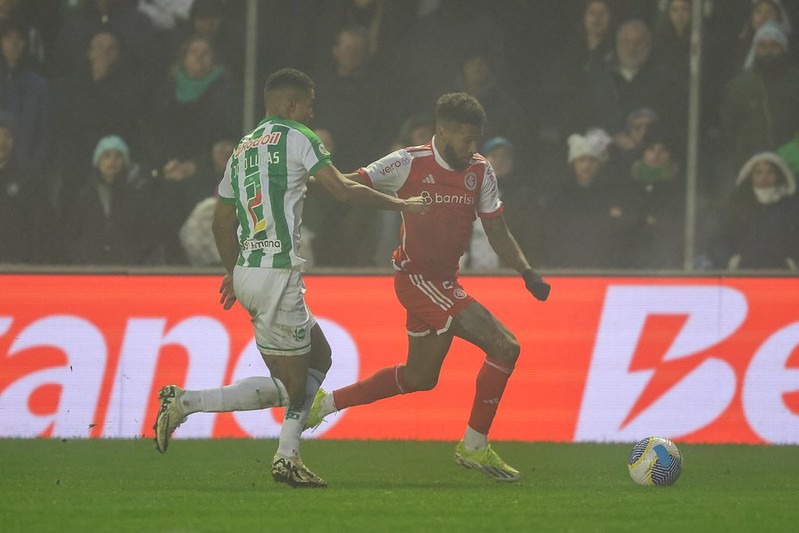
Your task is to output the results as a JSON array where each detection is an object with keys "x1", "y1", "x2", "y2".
[
  {"x1": 314, "y1": 164, "x2": 426, "y2": 214},
  {"x1": 342, "y1": 171, "x2": 366, "y2": 184},
  {"x1": 482, "y1": 215, "x2": 550, "y2": 301}
]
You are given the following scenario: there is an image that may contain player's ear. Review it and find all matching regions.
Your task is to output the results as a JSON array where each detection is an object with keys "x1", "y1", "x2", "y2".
[{"x1": 436, "y1": 123, "x2": 447, "y2": 141}]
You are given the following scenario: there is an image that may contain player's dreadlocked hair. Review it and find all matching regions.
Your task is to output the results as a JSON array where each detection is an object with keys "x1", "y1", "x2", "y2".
[
  {"x1": 435, "y1": 93, "x2": 486, "y2": 128},
  {"x1": 264, "y1": 68, "x2": 315, "y2": 97}
]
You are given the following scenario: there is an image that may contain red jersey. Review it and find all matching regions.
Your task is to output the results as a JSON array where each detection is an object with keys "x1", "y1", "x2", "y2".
[{"x1": 358, "y1": 138, "x2": 503, "y2": 278}]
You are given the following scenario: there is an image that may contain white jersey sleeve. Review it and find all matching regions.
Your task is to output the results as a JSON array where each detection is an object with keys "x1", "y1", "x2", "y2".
[
  {"x1": 292, "y1": 129, "x2": 331, "y2": 176},
  {"x1": 477, "y1": 161, "x2": 503, "y2": 216},
  {"x1": 217, "y1": 153, "x2": 234, "y2": 200},
  {"x1": 360, "y1": 149, "x2": 413, "y2": 194}
]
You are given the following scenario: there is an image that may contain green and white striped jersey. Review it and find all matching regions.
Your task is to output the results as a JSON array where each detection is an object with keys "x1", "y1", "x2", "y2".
[{"x1": 217, "y1": 116, "x2": 331, "y2": 269}]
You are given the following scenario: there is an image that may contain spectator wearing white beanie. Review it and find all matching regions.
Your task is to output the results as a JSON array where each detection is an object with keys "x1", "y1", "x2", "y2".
[
  {"x1": 712, "y1": 152, "x2": 799, "y2": 270},
  {"x1": 567, "y1": 128, "x2": 611, "y2": 165},
  {"x1": 743, "y1": 20, "x2": 790, "y2": 71},
  {"x1": 542, "y1": 128, "x2": 636, "y2": 269}
]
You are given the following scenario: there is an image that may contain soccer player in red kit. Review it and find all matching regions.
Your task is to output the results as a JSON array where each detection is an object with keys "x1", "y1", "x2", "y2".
[{"x1": 306, "y1": 93, "x2": 550, "y2": 481}]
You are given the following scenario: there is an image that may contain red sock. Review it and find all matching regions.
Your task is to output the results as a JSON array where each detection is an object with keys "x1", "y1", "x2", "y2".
[
  {"x1": 468, "y1": 357, "x2": 514, "y2": 434},
  {"x1": 333, "y1": 365, "x2": 408, "y2": 410}
]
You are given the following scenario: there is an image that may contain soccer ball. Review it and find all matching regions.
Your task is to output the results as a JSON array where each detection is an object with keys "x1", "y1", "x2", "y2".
[{"x1": 627, "y1": 436, "x2": 683, "y2": 487}]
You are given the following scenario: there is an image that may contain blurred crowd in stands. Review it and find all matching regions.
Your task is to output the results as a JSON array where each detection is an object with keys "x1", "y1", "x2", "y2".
[{"x1": 1, "y1": 0, "x2": 798, "y2": 271}]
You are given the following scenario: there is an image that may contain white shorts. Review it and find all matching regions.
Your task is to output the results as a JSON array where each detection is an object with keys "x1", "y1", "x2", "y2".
[{"x1": 233, "y1": 265, "x2": 316, "y2": 356}]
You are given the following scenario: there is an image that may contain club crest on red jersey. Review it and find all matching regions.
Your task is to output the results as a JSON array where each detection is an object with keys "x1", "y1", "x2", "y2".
[{"x1": 464, "y1": 172, "x2": 477, "y2": 191}]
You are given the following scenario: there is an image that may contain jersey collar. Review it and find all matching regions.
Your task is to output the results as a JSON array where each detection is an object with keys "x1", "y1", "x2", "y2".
[{"x1": 431, "y1": 135, "x2": 456, "y2": 171}]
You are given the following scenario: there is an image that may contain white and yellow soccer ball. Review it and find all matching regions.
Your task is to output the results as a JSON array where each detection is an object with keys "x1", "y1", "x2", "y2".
[{"x1": 627, "y1": 436, "x2": 683, "y2": 486}]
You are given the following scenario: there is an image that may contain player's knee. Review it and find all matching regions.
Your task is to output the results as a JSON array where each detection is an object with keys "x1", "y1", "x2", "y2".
[
  {"x1": 402, "y1": 369, "x2": 439, "y2": 392},
  {"x1": 313, "y1": 346, "x2": 332, "y2": 374},
  {"x1": 492, "y1": 333, "x2": 520, "y2": 364},
  {"x1": 309, "y1": 338, "x2": 332, "y2": 374},
  {"x1": 408, "y1": 376, "x2": 438, "y2": 392}
]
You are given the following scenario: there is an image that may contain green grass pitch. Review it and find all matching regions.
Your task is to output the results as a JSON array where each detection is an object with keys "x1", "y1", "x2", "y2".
[{"x1": 1, "y1": 439, "x2": 797, "y2": 532}]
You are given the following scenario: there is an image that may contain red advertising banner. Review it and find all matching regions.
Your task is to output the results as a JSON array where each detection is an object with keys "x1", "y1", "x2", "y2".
[{"x1": 1, "y1": 274, "x2": 797, "y2": 444}]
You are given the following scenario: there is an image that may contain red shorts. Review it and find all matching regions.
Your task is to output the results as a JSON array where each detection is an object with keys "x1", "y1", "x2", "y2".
[{"x1": 394, "y1": 273, "x2": 475, "y2": 336}]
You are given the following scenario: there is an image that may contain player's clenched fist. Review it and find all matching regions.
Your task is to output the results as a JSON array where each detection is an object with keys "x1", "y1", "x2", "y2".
[
  {"x1": 522, "y1": 268, "x2": 551, "y2": 301},
  {"x1": 403, "y1": 196, "x2": 429, "y2": 214}
]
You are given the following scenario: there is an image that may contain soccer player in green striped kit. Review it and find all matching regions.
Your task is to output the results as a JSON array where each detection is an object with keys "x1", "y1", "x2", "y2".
[{"x1": 153, "y1": 68, "x2": 426, "y2": 487}]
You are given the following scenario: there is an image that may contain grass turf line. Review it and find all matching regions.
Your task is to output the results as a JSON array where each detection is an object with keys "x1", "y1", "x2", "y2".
[{"x1": 0, "y1": 439, "x2": 797, "y2": 532}]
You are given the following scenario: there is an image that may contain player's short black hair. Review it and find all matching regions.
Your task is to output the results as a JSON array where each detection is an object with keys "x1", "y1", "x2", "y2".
[
  {"x1": 264, "y1": 68, "x2": 315, "y2": 97},
  {"x1": 435, "y1": 93, "x2": 486, "y2": 128}
]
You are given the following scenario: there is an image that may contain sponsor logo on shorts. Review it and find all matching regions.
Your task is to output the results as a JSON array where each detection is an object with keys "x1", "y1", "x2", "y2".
[
  {"x1": 453, "y1": 288, "x2": 467, "y2": 299},
  {"x1": 242, "y1": 238, "x2": 282, "y2": 252},
  {"x1": 293, "y1": 327, "x2": 306, "y2": 342}
]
